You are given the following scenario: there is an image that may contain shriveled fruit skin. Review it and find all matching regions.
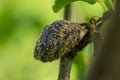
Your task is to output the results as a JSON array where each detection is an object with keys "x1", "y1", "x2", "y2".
[{"x1": 34, "y1": 20, "x2": 82, "y2": 62}]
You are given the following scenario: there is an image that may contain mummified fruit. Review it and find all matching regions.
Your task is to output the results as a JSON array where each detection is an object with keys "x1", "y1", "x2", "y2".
[{"x1": 34, "y1": 20, "x2": 82, "y2": 62}]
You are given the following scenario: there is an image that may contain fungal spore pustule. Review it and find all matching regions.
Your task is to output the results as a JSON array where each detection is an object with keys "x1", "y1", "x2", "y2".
[{"x1": 34, "y1": 20, "x2": 83, "y2": 62}]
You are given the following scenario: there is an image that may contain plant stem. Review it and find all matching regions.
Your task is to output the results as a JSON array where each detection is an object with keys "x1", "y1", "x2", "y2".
[
  {"x1": 64, "y1": 4, "x2": 72, "y2": 21},
  {"x1": 58, "y1": 4, "x2": 73, "y2": 80},
  {"x1": 109, "y1": 0, "x2": 115, "y2": 10},
  {"x1": 58, "y1": 55, "x2": 73, "y2": 80}
]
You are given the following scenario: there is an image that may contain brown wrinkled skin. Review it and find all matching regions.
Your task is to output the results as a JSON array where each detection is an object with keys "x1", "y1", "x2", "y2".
[{"x1": 34, "y1": 20, "x2": 82, "y2": 62}]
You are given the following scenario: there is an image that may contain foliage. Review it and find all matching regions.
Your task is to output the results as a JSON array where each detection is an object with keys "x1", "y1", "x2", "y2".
[
  {"x1": 53, "y1": 0, "x2": 97, "y2": 12},
  {"x1": 53, "y1": 0, "x2": 115, "y2": 12}
]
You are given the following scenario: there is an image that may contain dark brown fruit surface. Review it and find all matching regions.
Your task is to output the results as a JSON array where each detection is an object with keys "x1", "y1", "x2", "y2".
[{"x1": 34, "y1": 20, "x2": 82, "y2": 62}]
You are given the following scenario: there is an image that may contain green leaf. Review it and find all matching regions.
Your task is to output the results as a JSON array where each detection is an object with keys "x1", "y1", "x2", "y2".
[{"x1": 53, "y1": 0, "x2": 97, "y2": 12}]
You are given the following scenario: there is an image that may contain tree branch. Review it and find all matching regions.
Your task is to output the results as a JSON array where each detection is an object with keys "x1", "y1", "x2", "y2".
[{"x1": 58, "y1": 4, "x2": 73, "y2": 80}]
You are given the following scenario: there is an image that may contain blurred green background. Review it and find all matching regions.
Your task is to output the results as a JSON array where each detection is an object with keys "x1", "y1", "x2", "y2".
[{"x1": 0, "y1": 0, "x2": 105, "y2": 80}]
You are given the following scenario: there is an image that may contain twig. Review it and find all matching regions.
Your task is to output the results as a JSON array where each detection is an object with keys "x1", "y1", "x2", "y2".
[
  {"x1": 58, "y1": 4, "x2": 73, "y2": 80},
  {"x1": 63, "y1": 4, "x2": 72, "y2": 20}
]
